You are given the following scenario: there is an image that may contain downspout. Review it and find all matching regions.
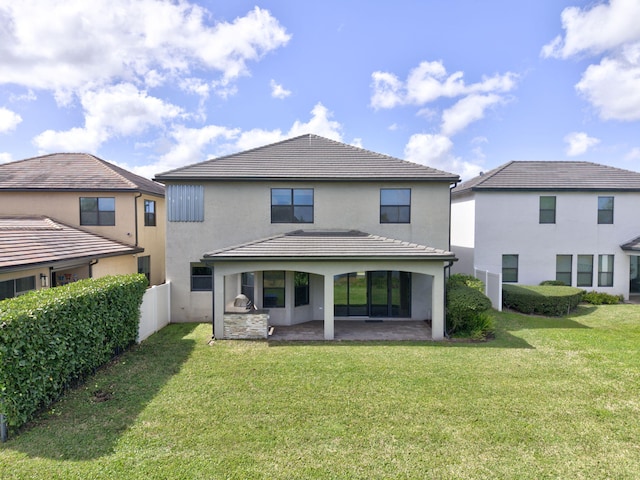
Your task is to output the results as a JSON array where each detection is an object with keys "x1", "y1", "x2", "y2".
[
  {"x1": 203, "y1": 260, "x2": 215, "y2": 340},
  {"x1": 89, "y1": 259, "x2": 99, "y2": 278},
  {"x1": 443, "y1": 260, "x2": 455, "y2": 338},
  {"x1": 445, "y1": 179, "x2": 460, "y2": 338},
  {"x1": 133, "y1": 193, "x2": 142, "y2": 246}
]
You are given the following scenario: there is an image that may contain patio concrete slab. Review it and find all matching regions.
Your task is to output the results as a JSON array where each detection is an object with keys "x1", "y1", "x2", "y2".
[{"x1": 268, "y1": 320, "x2": 433, "y2": 341}]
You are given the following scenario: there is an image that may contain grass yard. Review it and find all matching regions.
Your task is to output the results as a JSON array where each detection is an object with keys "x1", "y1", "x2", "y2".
[{"x1": 1, "y1": 305, "x2": 640, "y2": 479}]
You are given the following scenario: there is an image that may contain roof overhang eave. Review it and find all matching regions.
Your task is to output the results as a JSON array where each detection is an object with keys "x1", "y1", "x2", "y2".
[{"x1": 202, "y1": 254, "x2": 458, "y2": 263}]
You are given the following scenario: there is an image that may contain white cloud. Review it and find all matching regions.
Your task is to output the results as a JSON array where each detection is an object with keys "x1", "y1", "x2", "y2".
[
  {"x1": 564, "y1": 131, "x2": 600, "y2": 156},
  {"x1": 440, "y1": 94, "x2": 502, "y2": 137},
  {"x1": 270, "y1": 80, "x2": 291, "y2": 99},
  {"x1": 543, "y1": 0, "x2": 640, "y2": 121},
  {"x1": 371, "y1": 60, "x2": 517, "y2": 109},
  {"x1": 0, "y1": 107, "x2": 22, "y2": 133},
  {"x1": 624, "y1": 147, "x2": 640, "y2": 161},
  {"x1": 34, "y1": 84, "x2": 183, "y2": 152},
  {"x1": 576, "y1": 56, "x2": 640, "y2": 120},
  {"x1": 541, "y1": 0, "x2": 640, "y2": 59},
  {"x1": 0, "y1": 152, "x2": 13, "y2": 164},
  {"x1": 403, "y1": 133, "x2": 482, "y2": 180},
  {"x1": 0, "y1": 1, "x2": 290, "y2": 97},
  {"x1": 131, "y1": 102, "x2": 344, "y2": 178}
]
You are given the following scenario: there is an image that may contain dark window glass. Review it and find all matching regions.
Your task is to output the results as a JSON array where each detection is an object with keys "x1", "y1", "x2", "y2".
[
  {"x1": 502, "y1": 254, "x2": 518, "y2": 283},
  {"x1": 191, "y1": 263, "x2": 212, "y2": 291},
  {"x1": 0, "y1": 279, "x2": 14, "y2": 300},
  {"x1": 144, "y1": 200, "x2": 156, "y2": 226},
  {"x1": 80, "y1": 197, "x2": 115, "y2": 226},
  {"x1": 138, "y1": 255, "x2": 151, "y2": 282},
  {"x1": 539, "y1": 196, "x2": 556, "y2": 224},
  {"x1": 241, "y1": 272, "x2": 255, "y2": 302},
  {"x1": 294, "y1": 272, "x2": 309, "y2": 307},
  {"x1": 577, "y1": 255, "x2": 593, "y2": 287},
  {"x1": 263, "y1": 271, "x2": 285, "y2": 307},
  {"x1": 598, "y1": 196, "x2": 614, "y2": 224},
  {"x1": 271, "y1": 189, "x2": 313, "y2": 223},
  {"x1": 556, "y1": 255, "x2": 572, "y2": 285},
  {"x1": 380, "y1": 189, "x2": 411, "y2": 223}
]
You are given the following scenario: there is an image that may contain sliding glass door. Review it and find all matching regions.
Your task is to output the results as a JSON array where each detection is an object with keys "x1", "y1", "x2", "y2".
[{"x1": 334, "y1": 271, "x2": 411, "y2": 318}]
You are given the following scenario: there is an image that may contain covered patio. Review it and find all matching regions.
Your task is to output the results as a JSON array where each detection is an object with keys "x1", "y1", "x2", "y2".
[
  {"x1": 203, "y1": 230, "x2": 456, "y2": 341},
  {"x1": 268, "y1": 320, "x2": 433, "y2": 341}
]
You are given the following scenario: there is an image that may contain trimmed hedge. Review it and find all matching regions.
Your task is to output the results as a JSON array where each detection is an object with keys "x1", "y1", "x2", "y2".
[
  {"x1": 582, "y1": 291, "x2": 623, "y2": 305},
  {"x1": 446, "y1": 275, "x2": 494, "y2": 339},
  {"x1": 0, "y1": 274, "x2": 147, "y2": 429},
  {"x1": 502, "y1": 284, "x2": 583, "y2": 316}
]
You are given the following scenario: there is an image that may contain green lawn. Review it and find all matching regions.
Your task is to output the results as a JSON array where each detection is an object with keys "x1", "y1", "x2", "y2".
[{"x1": 1, "y1": 305, "x2": 640, "y2": 479}]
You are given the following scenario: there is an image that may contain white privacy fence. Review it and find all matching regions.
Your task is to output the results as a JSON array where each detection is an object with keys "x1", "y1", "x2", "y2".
[
  {"x1": 138, "y1": 282, "x2": 171, "y2": 342},
  {"x1": 474, "y1": 268, "x2": 502, "y2": 311}
]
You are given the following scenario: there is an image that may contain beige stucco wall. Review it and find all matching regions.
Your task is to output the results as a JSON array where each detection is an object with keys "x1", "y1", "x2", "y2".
[
  {"x1": 165, "y1": 180, "x2": 453, "y2": 322},
  {"x1": 0, "y1": 190, "x2": 166, "y2": 286}
]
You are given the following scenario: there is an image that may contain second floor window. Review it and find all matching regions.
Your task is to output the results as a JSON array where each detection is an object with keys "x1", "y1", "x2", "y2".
[
  {"x1": 144, "y1": 200, "x2": 156, "y2": 226},
  {"x1": 539, "y1": 196, "x2": 556, "y2": 224},
  {"x1": 598, "y1": 196, "x2": 614, "y2": 224},
  {"x1": 80, "y1": 197, "x2": 115, "y2": 226},
  {"x1": 271, "y1": 188, "x2": 313, "y2": 223},
  {"x1": 380, "y1": 189, "x2": 411, "y2": 223}
]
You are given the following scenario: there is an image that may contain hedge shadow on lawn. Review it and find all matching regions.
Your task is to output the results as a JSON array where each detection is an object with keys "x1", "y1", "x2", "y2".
[{"x1": 4, "y1": 323, "x2": 198, "y2": 461}]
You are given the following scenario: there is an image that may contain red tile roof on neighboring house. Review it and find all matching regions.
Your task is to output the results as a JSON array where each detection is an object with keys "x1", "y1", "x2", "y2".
[
  {"x1": 0, "y1": 215, "x2": 143, "y2": 270},
  {"x1": 203, "y1": 229, "x2": 456, "y2": 261},
  {"x1": 0, "y1": 153, "x2": 164, "y2": 196},
  {"x1": 453, "y1": 161, "x2": 640, "y2": 197},
  {"x1": 155, "y1": 134, "x2": 460, "y2": 183}
]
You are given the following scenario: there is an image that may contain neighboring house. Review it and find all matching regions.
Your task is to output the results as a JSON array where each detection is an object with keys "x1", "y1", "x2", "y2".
[
  {"x1": 0, "y1": 153, "x2": 166, "y2": 297},
  {"x1": 0, "y1": 215, "x2": 144, "y2": 300},
  {"x1": 451, "y1": 161, "x2": 640, "y2": 300},
  {"x1": 154, "y1": 134, "x2": 459, "y2": 340}
]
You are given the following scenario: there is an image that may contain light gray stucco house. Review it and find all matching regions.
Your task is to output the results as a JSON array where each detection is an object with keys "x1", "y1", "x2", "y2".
[
  {"x1": 154, "y1": 134, "x2": 460, "y2": 340},
  {"x1": 451, "y1": 161, "x2": 640, "y2": 300}
]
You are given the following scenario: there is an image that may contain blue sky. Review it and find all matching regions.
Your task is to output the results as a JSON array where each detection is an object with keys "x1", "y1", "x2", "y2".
[{"x1": 1, "y1": 0, "x2": 640, "y2": 180}]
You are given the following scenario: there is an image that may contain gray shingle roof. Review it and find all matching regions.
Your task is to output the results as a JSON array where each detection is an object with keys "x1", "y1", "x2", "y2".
[
  {"x1": 0, "y1": 153, "x2": 165, "y2": 196},
  {"x1": 452, "y1": 161, "x2": 640, "y2": 197},
  {"x1": 155, "y1": 134, "x2": 459, "y2": 182},
  {"x1": 203, "y1": 230, "x2": 455, "y2": 260},
  {"x1": 0, "y1": 215, "x2": 143, "y2": 270},
  {"x1": 621, "y1": 236, "x2": 640, "y2": 252}
]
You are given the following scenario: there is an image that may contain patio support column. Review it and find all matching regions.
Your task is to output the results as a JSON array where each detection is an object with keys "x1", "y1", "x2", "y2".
[
  {"x1": 431, "y1": 268, "x2": 445, "y2": 340},
  {"x1": 213, "y1": 270, "x2": 225, "y2": 339},
  {"x1": 323, "y1": 274, "x2": 334, "y2": 340}
]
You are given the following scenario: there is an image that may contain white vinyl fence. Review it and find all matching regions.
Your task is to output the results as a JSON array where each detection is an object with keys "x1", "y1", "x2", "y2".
[
  {"x1": 138, "y1": 282, "x2": 171, "y2": 342},
  {"x1": 474, "y1": 268, "x2": 502, "y2": 311}
]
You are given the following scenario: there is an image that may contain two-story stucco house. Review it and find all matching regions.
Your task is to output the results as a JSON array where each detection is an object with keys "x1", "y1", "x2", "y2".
[
  {"x1": 154, "y1": 134, "x2": 459, "y2": 340},
  {"x1": 451, "y1": 161, "x2": 640, "y2": 300},
  {"x1": 0, "y1": 153, "x2": 166, "y2": 299}
]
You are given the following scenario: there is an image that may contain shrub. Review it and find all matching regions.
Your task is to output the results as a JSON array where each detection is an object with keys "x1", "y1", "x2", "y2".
[
  {"x1": 447, "y1": 273, "x2": 485, "y2": 293},
  {"x1": 582, "y1": 291, "x2": 623, "y2": 305},
  {"x1": 0, "y1": 274, "x2": 147, "y2": 430},
  {"x1": 539, "y1": 280, "x2": 566, "y2": 286},
  {"x1": 502, "y1": 284, "x2": 583, "y2": 316},
  {"x1": 446, "y1": 278, "x2": 493, "y2": 339}
]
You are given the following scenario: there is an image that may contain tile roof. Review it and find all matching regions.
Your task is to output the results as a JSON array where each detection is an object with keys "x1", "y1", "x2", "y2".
[
  {"x1": 452, "y1": 161, "x2": 640, "y2": 197},
  {"x1": 0, "y1": 215, "x2": 143, "y2": 270},
  {"x1": 155, "y1": 134, "x2": 459, "y2": 182},
  {"x1": 0, "y1": 153, "x2": 164, "y2": 196},
  {"x1": 202, "y1": 230, "x2": 455, "y2": 260},
  {"x1": 621, "y1": 236, "x2": 640, "y2": 252}
]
